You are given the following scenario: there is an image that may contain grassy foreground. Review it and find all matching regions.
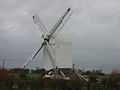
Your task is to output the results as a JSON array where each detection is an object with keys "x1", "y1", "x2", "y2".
[{"x1": 0, "y1": 69, "x2": 120, "y2": 90}]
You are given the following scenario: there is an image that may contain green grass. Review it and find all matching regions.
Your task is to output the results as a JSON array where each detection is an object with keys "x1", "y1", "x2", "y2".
[
  {"x1": 27, "y1": 73, "x2": 40, "y2": 78},
  {"x1": 9, "y1": 73, "x2": 20, "y2": 79},
  {"x1": 99, "y1": 75, "x2": 108, "y2": 79},
  {"x1": 83, "y1": 75, "x2": 108, "y2": 79}
]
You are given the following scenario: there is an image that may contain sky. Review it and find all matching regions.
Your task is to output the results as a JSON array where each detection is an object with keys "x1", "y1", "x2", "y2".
[{"x1": 0, "y1": 0, "x2": 120, "y2": 73}]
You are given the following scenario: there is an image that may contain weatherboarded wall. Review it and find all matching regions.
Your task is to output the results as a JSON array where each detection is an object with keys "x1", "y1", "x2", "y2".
[{"x1": 43, "y1": 35, "x2": 73, "y2": 70}]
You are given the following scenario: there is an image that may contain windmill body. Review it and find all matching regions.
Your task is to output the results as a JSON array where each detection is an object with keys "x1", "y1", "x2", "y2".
[{"x1": 44, "y1": 34, "x2": 73, "y2": 70}]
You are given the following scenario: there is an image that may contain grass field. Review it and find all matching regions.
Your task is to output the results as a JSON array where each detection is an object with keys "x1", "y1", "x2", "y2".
[
  {"x1": 26, "y1": 73, "x2": 40, "y2": 78},
  {"x1": 10, "y1": 73, "x2": 108, "y2": 80},
  {"x1": 0, "y1": 73, "x2": 119, "y2": 90}
]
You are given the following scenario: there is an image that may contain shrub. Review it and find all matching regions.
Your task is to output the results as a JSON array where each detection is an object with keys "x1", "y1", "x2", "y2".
[
  {"x1": 19, "y1": 70, "x2": 27, "y2": 79},
  {"x1": 108, "y1": 70, "x2": 120, "y2": 89}
]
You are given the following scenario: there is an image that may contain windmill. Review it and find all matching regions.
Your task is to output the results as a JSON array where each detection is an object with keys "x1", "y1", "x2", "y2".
[{"x1": 22, "y1": 8, "x2": 73, "y2": 79}]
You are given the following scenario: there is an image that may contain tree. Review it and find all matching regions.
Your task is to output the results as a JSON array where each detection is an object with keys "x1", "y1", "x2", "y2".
[
  {"x1": 108, "y1": 70, "x2": 120, "y2": 89},
  {"x1": 0, "y1": 69, "x2": 14, "y2": 88},
  {"x1": 89, "y1": 71, "x2": 98, "y2": 90}
]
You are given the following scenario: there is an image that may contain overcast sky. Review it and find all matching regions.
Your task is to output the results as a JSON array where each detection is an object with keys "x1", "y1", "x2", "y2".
[{"x1": 0, "y1": 0, "x2": 120, "y2": 73}]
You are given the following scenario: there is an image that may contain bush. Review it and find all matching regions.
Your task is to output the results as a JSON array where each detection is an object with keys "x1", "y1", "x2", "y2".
[
  {"x1": 101, "y1": 77, "x2": 108, "y2": 86},
  {"x1": 108, "y1": 70, "x2": 120, "y2": 89},
  {"x1": 0, "y1": 69, "x2": 14, "y2": 88},
  {"x1": 19, "y1": 70, "x2": 27, "y2": 79},
  {"x1": 0, "y1": 69, "x2": 9, "y2": 81},
  {"x1": 89, "y1": 71, "x2": 98, "y2": 83}
]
